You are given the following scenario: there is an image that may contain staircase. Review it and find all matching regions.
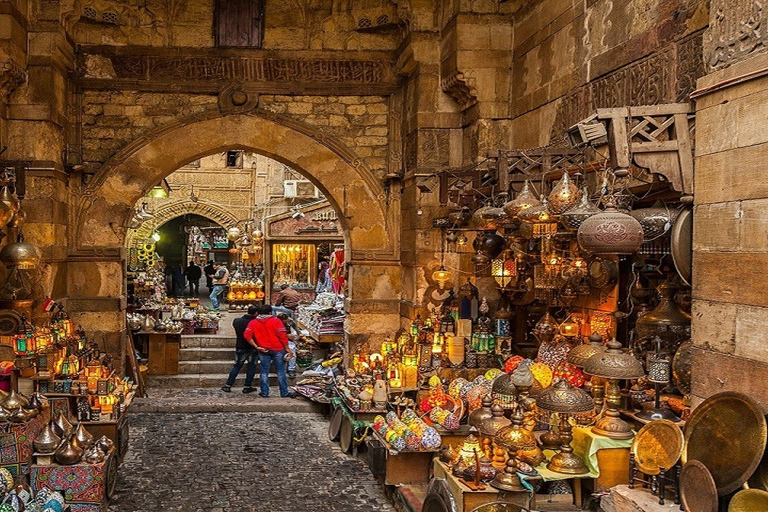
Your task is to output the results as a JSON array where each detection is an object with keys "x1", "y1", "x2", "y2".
[{"x1": 147, "y1": 334, "x2": 243, "y2": 388}]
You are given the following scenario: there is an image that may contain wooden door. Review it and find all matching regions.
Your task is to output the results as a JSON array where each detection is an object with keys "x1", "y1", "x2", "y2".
[{"x1": 215, "y1": 0, "x2": 265, "y2": 48}]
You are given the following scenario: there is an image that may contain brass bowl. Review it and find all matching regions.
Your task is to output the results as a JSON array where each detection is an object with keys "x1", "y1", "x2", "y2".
[
  {"x1": 680, "y1": 460, "x2": 718, "y2": 512},
  {"x1": 729, "y1": 489, "x2": 768, "y2": 512},
  {"x1": 631, "y1": 419, "x2": 684, "y2": 476},
  {"x1": 683, "y1": 392, "x2": 767, "y2": 496}
]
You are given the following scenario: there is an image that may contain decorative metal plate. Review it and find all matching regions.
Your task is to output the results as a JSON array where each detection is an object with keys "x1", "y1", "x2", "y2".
[
  {"x1": 671, "y1": 207, "x2": 692, "y2": 286},
  {"x1": 680, "y1": 460, "x2": 718, "y2": 512},
  {"x1": 328, "y1": 407, "x2": 342, "y2": 442},
  {"x1": 631, "y1": 419, "x2": 684, "y2": 476},
  {"x1": 683, "y1": 392, "x2": 767, "y2": 495},
  {"x1": 729, "y1": 489, "x2": 768, "y2": 512},
  {"x1": 0, "y1": 309, "x2": 21, "y2": 336},
  {"x1": 339, "y1": 415, "x2": 354, "y2": 454}
]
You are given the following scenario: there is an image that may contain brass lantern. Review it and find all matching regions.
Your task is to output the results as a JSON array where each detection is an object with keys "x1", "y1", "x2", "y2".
[
  {"x1": 503, "y1": 180, "x2": 541, "y2": 221},
  {"x1": 547, "y1": 172, "x2": 580, "y2": 214},
  {"x1": 583, "y1": 340, "x2": 645, "y2": 439},
  {"x1": 536, "y1": 380, "x2": 595, "y2": 474}
]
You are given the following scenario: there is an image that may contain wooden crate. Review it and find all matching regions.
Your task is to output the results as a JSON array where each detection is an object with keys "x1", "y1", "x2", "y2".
[
  {"x1": 384, "y1": 450, "x2": 434, "y2": 486},
  {"x1": 147, "y1": 333, "x2": 180, "y2": 375}
]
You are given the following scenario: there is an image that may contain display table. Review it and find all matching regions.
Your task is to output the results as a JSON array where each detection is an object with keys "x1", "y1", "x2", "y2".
[
  {"x1": 433, "y1": 459, "x2": 530, "y2": 512},
  {"x1": 30, "y1": 451, "x2": 117, "y2": 512},
  {"x1": 0, "y1": 408, "x2": 51, "y2": 476},
  {"x1": 369, "y1": 430, "x2": 436, "y2": 486}
]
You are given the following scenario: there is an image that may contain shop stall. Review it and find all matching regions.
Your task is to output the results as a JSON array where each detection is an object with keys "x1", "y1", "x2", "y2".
[{"x1": 264, "y1": 202, "x2": 344, "y2": 305}]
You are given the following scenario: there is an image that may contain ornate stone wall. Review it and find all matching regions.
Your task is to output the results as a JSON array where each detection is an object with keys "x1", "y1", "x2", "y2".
[{"x1": 81, "y1": 92, "x2": 389, "y2": 179}]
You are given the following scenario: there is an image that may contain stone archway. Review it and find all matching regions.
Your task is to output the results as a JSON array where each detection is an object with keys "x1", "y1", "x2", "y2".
[
  {"x1": 126, "y1": 200, "x2": 240, "y2": 248},
  {"x1": 68, "y1": 109, "x2": 402, "y2": 359}
]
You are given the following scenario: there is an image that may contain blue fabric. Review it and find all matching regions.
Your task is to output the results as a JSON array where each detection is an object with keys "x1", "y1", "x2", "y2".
[
  {"x1": 210, "y1": 284, "x2": 225, "y2": 309},
  {"x1": 225, "y1": 349, "x2": 258, "y2": 387},
  {"x1": 259, "y1": 350, "x2": 290, "y2": 397}
]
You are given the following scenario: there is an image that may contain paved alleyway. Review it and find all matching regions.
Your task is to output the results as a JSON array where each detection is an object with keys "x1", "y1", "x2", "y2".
[{"x1": 109, "y1": 410, "x2": 396, "y2": 512}]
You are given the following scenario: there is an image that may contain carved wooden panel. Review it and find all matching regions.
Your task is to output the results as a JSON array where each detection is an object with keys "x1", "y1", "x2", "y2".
[
  {"x1": 215, "y1": 0, "x2": 265, "y2": 48},
  {"x1": 705, "y1": 0, "x2": 768, "y2": 71}
]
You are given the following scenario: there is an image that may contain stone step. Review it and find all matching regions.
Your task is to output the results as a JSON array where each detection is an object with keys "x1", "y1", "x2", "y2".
[
  {"x1": 180, "y1": 335, "x2": 236, "y2": 349},
  {"x1": 148, "y1": 372, "x2": 295, "y2": 388},
  {"x1": 179, "y1": 360, "x2": 235, "y2": 374},
  {"x1": 179, "y1": 347, "x2": 233, "y2": 361}
]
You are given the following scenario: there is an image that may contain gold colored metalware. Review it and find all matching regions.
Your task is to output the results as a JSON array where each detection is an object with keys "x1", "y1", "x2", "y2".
[
  {"x1": 631, "y1": 419, "x2": 684, "y2": 476},
  {"x1": 729, "y1": 489, "x2": 768, "y2": 511},
  {"x1": 680, "y1": 460, "x2": 718, "y2": 512},
  {"x1": 683, "y1": 392, "x2": 767, "y2": 496}
]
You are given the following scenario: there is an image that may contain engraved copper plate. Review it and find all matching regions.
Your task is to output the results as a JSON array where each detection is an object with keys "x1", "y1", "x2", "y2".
[
  {"x1": 631, "y1": 419, "x2": 684, "y2": 476},
  {"x1": 683, "y1": 392, "x2": 767, "y2": 496},
  {"x1": 729, "y1": 489, "x2": 768, "y2": 512},
  {"x1": 680, "y1": 460, "x2": 718, "y2": 512}
]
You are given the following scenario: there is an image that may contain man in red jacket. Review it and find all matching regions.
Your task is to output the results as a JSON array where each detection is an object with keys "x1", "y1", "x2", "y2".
[{"x1": 244, "y1": 304, "x2": 296, "y2": 398}]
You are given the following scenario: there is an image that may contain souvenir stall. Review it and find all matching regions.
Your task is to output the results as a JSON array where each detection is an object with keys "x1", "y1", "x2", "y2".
[{"x1": 264, "y1": 203, "x2": 344, "y2": 305}]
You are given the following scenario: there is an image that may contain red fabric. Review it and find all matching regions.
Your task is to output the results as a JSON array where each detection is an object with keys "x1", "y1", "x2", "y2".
[{"x1": 244, "y1": 316, "x2": 289, "y2": 351}]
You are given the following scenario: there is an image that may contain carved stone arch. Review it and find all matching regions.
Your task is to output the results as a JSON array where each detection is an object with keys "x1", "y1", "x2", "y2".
[{"x1": 126, "y1": 200, "x2": 240, "y2": 248}]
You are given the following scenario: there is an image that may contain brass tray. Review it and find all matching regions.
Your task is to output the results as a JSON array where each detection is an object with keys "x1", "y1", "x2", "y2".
[
  {"x1": 631, "y1": 419, "x2": 684, "y2": 476},
  {"x1": 671, "y1": 207, "x2": 692, "y2": 286},
  {"x1": 680, "y1": 460, "x2": 718, "y2": 512},
  {"x1": 683, "y1": 392, "x2": 767, "y2": 496},
  {"x1": 729, "y1": 489, "x2": 768, "y2": 512}
]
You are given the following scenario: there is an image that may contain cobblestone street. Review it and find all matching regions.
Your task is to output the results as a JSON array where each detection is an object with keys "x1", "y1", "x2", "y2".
[{"x1": 109, "y1": 411, "x2": 396, "y2": 512}]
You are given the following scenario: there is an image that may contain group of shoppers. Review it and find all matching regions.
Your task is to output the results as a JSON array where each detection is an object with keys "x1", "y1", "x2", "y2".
[{"x1": 222, "y1": 304, "x2": 297, "y2": 398}]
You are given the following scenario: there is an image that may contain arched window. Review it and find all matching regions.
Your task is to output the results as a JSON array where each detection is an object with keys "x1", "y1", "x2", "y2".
[{"x1": 215, "y1": 0, "x2": 265, "y2": 48}]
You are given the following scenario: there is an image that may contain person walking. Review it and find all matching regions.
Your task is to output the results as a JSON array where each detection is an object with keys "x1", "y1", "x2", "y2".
[
  {"x1": 276, "y1": 312, "x2": 299, "y2": 378},
  {"x1": 185, "y1": 261, "x2": 202, "y2": 296},
  {"x1": 172, "y1": 263, "x2": 185, "y2": 297},
  {"x1": 209, "y1": 262, "x2": 229, "y2": 311},
  {"x1": 221, "y1": 306, "x2": 259, "y2": 393},
  {"x1": 204, "y1": 260, "x2": 215, "y2": 293},
  {"x1": 244, "y1": 304, "x2": 296, "y2": 398}
]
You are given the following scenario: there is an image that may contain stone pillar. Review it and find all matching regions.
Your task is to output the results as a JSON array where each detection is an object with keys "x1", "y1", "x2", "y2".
[{"x1": 691, "y1": 2, "x2": 768, "y2": 409}]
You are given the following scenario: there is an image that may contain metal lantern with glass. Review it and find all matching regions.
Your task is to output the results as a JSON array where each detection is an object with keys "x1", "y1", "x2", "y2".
[
  {"x1": 583, "y1": 340, "x2": 645, "y2": 439},
  {"x1": 536, "y1": 379, "x2": 595, "y2": 475},
  {"x1": 636, "y1": 337, "x2": 681, "y2": 422}
]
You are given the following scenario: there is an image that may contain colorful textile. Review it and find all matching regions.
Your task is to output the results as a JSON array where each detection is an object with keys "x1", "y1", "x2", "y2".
[{"x1": 30, "y1": 454, "x2": 111, "y2": 511}]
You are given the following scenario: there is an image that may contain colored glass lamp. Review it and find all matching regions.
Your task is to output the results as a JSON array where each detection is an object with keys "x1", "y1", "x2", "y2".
[
  {"x1": 536, "y1": 380, "x2": 595, "y2": 475},
  {"x1": 583, "y1": 340, "x2": 645, "y2": 439}
]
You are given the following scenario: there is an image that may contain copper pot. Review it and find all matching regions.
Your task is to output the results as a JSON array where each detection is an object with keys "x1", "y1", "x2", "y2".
[
  {"x1": 54, "y1": 436, "x2": 84, "y2": 465},
  {"x1": 34, "y1": 423, "x2": 61, "y2": 453},
  {"x1": 74, "y1": 423, "x2": 94, "y2": 448},
  {"x1": 52, "y1": 411, "x2": 74, "y2": 438},
  {"x1": 2, "y1": 390, "x2": 29, "y2": 410}
]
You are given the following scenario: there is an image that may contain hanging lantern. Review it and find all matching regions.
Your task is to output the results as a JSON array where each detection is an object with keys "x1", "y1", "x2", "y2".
[
  {"x1": 472, "y1": 200, "x2": 508, "y2": 231},
  {"x1": 14, "y1": 316, "x2": 35, "y2": 355},
  {"x1": 503, "y1": 180, "x2": 541, "y2": 221},
  {"x1": 35, "y1": 326, "x2": 53, "y2": 351},
  {"x1": 431, "y1": 266, "x2": 452, "y2": 289},
  {"x1": 577, "y1": 203, "x2": 643, "y2": 254},
  {"x1": 491, "y1": 250, "x2": 517, "y2": 289},
  {"x1": 548, "y1": 173, "x2": 580, "y2": 214},
  {"x1": 630, "y1": 200, "x2": 677, "y2": 240},
  {"x1": 559, "y1": 316, "x2": 580, "y2": 338},
  {"x1": 560, "y1": 188, "x2": 600, "y2": 231},
  {"x1": 238, "y1": 234, "x2": 252, "y2": 247},
  {"x1": 519, "y1": 200, "x2": 559, "y2": 238},
  {"x1": 226, "y1": 227, "x2": 242, "y2": 241}
]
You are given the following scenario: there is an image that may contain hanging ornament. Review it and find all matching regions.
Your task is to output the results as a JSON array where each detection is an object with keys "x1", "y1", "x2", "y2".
[
  {"x1": 519, "y1": 199, "x2": 559, "y2": 238},
  {"x1": 577, "y1": 202, "x2": 644, "y2": 254},
  {"x1": 226, "y1": 227, "x2": 242, "y2": 241},
  {"x1": 0, "y1": 186, "x2": 19, "y2": 215},
  {"x1": 547, "y1": 172, "x2": 580, "y2": 214},
  {"x1": 560, "y1": 187, "x2": 600, "y2": 231},
  {"x1": 472, "y1": 200, "x2": 508, "y2": 231},
  {"x1": 630, "y1": 201, "x2": 677, "y2": 241},
  {"x1": 503, "y1": 180, "x2": 541, "y2": 221},
  {"x1": 432, "y1": 266, "x2": 452, "y2": 289}
]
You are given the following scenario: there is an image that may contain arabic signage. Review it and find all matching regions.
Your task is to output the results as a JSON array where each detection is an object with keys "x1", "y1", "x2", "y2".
[{"x1": 268, "y1": 204, "x2": 341, "y2": 237}]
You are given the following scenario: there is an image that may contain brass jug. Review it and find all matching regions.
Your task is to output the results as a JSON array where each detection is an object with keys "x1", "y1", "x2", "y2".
[{"x1": 54, "y1": 435, "x2": 83, "y2": 465}]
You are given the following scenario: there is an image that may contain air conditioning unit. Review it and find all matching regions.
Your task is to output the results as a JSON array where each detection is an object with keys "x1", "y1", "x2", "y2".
[{"x1": 283, "y1": 180, "x2": 318, "y2": 198}]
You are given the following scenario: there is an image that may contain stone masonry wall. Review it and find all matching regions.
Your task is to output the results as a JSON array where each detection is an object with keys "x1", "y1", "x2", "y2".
[{"x1": 81, "y1": 92, "x2": 390, "y2": 180}]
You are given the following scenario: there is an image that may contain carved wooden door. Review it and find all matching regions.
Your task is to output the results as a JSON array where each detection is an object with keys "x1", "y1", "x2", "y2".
[{"x1": 215, "y1": 0, "x2": 265, "y2": 48}]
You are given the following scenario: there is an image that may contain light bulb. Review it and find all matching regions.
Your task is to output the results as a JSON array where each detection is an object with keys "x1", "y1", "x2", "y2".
[{"x1": 151, "y1": 232, "x2": 160, "y2": 242}]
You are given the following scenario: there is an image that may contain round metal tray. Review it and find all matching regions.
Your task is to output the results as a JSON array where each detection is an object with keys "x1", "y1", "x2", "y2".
[
  {"x1": 671, "y1": 206, "x2": 692, "y2": 286},
  {"x1": 683, "y1": 392, "x2": 767, "y2": 496},
  {"x1": 729, "y1": 489, "x2": 768, "y2": 512},
  {"x1": 631, "y1": 419, "x2": 684, "y2": 476},
  {"x1": 680, "y1": 460, "x2": 718, "y2": 512}
]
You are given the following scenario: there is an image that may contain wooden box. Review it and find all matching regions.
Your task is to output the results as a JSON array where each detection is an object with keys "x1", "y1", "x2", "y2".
[
  {"x1": 147, "y1": 333, "x2": 180, "y2": 375},
  {"x1": 384, "y1": 450, "x2": 434, "y2": 486}
]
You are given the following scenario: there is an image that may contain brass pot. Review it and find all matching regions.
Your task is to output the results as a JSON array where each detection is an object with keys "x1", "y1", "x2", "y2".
[
  {"x1": 2, "y1": 390, "x2": 29, "y2": 410},
  {"x1": 52, "y1": 411, "x2": 74, "y2": 438},
  {"x1": 28, "y1": 392, "x2": 49, "y2": 412},
  {"x1": 0, "y1": 239, "x2": 41, "y2": 270},
  {"x1": 0, "y1": 405, "x2": 10, "y2": 422},
  {"x1": 34, "y1": 423, "x2": 61, "y2": 453},
  {"x1": 84, "y1": 446, "x2": 105, "y2": 465},
  {"x1": 74, "y1": 423, "x2": 94, "y2": 448},
  {"x1": 9, "y1": 407, "x2": 29, "y2": 423},
  {"x1": 96, "y1": 436, "x2": 114, "y2": 454},
  {"x1": 54, "y1": 436, "x2": 84, "y2": 465}
]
